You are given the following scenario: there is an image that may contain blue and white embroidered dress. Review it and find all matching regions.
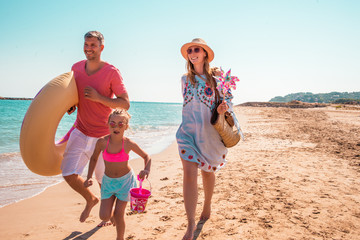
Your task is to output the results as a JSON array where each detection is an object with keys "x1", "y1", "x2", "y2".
[{"x1": 176, "y1": 74, "x2": 233, "y2": 172}]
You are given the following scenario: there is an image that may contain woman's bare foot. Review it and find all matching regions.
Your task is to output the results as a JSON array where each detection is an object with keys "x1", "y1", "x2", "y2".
[
  {"x1": 200, "y1": 206, "x2": 211, "y2": 221},
  {"x1": 182, "y1": 221, "x2": 196, "y2": 240},
  {"x1": 80, "y1": 197, "x2": 99, "y2": 222}
]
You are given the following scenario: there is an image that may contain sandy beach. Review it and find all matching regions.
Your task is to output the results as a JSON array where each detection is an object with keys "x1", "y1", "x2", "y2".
[{"x1": 1, "y1": 105, "x2": 359, "y2": 240}]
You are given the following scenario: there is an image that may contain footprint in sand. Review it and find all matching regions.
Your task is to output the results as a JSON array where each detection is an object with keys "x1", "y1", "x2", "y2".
[
  {"x1": 153, "y1": 226, "x2": 166, "y2": 234},
  {"x1": 160, "y1": 215, "x2": 171, "y2": 221}
]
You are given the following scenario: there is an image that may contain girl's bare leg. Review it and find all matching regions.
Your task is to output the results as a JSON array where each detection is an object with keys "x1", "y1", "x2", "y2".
[
  {"x1": 113, "y1": 199, "x2": 127, "y2": 240},
  {"x1": 99, "y1": 195, "x2": 116, "y2": 222},
  {"x1": 181, "y1": 159, "x2": 198, "y2": 240},
  {"x1": 200, "y1": 170, "x2": 215, "y2": 221}
]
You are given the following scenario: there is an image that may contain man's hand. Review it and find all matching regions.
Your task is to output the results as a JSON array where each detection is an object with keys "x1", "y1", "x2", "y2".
[
  {"x1": 67, "y1": 105, "x2": 76, "y2": 115},
  {"x1": 84, "y1": 86, "x2": 100, "y2": 102}
]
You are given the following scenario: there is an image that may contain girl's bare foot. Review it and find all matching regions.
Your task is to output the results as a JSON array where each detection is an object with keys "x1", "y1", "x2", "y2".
[
  {"x1": 182, "y1": 221, "x2": 196, "y2": 240},
  {"x1": 110, "y1": 216, "x2": 116, "y2": 226},
  {"x1": 97, "y1": 220, "x2": 112, "y2": 227},
  {"x1": 80, "y1": 197, "x2": 99, "y2": 222}
]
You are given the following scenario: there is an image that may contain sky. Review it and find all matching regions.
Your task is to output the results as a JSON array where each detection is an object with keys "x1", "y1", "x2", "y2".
[{"x1": 0, "y1": 0, "x2": 359, "y2": 104}]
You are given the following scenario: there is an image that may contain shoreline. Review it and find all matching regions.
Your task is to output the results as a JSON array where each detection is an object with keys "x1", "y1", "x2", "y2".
[
  {"x1": 0, "y1": 179, "x2": 63, "y2": 209},
  {"x1": 0, "y1": 141, "x2": 181, "y2": 240},
  {"x1": 0, "y1": 139, "x2": 176, "y2": 209},
  {"x1": 1, "y1": 106, "x2": 359, "y2": 239}
]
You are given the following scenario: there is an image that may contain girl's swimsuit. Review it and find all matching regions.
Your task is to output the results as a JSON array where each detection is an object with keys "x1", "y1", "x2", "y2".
[
  {"x1": 101, "y1": 137, "x2": 136, "y2": 201},
  {"x1": 101, "y1": 170, "x2": 137, "y2": 201},
  {"x1": 102, "y1": 137, "x2": 129, "y2": 162}
]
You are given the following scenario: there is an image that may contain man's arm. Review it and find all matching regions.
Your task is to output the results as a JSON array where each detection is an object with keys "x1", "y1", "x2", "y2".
[{"x1": 84, "y1": 86, "x2": 130, "y2": 110}]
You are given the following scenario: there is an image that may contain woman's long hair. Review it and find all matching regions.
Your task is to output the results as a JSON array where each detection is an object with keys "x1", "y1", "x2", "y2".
[{"x1": 185, "y1": 49, "x2": 216, "y2": 89}]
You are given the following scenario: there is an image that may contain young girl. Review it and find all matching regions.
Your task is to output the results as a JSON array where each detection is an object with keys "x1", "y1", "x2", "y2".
[
  {"x1": 84, "y1": 109, "x2": 151, "y2": 240},
  {"x1": 176, "y1": 38, "x2": 233, "y2": 240}
]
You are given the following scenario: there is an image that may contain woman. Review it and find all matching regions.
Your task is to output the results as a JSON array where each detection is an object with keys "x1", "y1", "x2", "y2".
[{"x1": 176, "y1": 38, "x2": 233, "y2": 240}]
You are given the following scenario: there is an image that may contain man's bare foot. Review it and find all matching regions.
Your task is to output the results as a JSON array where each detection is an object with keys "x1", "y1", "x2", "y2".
[
  {"x1": 182, "y1": 221, "x2": 196, "y2": 240},
  {"x1": 97, "y1": 220, "x2": 112, "y2": 227},
  {"x1": 80, "y1": 197, "x2": 99, "y2": 222}
]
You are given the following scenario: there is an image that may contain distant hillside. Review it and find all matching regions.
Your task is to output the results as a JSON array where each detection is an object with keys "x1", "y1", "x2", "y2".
[
  {"x1": 0, "y1": 97, "x2": 33, "y2": 100},
  {"x1": 270, "y1": 92, "x2": 360, "y2": 104}
]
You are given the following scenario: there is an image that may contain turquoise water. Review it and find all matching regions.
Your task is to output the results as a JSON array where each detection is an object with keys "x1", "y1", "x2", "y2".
[{"x1": 0, "y1": 100, "x2": 182, "y2": 207}]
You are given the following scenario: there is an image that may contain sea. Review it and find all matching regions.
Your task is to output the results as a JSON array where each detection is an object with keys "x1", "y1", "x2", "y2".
[{"x1": 0, "y1": 100, "x2": 182, "y2": 208}]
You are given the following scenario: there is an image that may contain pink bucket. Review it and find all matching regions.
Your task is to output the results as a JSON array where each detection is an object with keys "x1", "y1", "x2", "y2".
[{"x1": 130, "y1": 177, "x2": 151, "y2": 213}]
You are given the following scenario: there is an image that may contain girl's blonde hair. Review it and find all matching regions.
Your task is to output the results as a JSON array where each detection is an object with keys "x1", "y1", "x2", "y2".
[
  {"x1": 185, "y1": 48, "x2": 217, "y2": 89},
  {"x1": 108, "y1": 109, "x2": 131, "y2": 123}
]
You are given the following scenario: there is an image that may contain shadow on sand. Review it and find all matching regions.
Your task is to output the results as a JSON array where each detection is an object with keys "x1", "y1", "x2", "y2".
[
  {"x1": 63, "y1": 226, "x2": 101, "y2": 240},
  {"x1": 193, "y1": 219, "x2": 207, "y2": 240}
]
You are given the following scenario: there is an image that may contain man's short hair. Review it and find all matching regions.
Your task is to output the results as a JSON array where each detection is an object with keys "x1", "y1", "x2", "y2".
[{"x1": 84, "y1": 31, "x2": 104, "y2": 45}]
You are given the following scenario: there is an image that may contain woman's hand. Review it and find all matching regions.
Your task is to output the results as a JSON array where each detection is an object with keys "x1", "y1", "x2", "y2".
[
  {"x1": 211, "y1": 67, "x2": 222, "y2": 77},
  {"x1": 138, "y1": 170, "x2": 150, "y2": 180},
  {"x1": 217, "y1": 100, "x2": 229, "y2": 115},
  {"x1": 84, "y1": 178, "x2": 93, "y2": 187}
]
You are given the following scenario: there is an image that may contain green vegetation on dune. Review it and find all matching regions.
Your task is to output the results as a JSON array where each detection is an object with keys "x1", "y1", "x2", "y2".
[{"x1": 270, "y1": 92, "x2": 360, "y2": 104}]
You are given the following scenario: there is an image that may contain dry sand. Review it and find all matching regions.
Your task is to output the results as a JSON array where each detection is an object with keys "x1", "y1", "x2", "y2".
[{"x1": 0, "y1": 105, "x2": 359, "y2": 240}]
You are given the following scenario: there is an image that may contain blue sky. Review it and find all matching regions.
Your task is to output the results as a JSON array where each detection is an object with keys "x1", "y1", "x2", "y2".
[{"x1": 0, "y1": 0, "x2": 359, "y2": 104}]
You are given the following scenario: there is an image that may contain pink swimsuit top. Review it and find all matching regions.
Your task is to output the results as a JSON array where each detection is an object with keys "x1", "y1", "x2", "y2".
[{"x1": 102, "y1": 137, "x2": 129, "y2": 162}]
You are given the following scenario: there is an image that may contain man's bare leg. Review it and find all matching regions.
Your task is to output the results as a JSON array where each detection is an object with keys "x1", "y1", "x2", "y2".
[{"x1": 63, "y1": 174, "x2": 99, "y2": 222}]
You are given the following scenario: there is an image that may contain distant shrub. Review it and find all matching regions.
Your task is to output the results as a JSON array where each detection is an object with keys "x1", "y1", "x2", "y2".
[{"x1": 332, "y1": 98, "x2": 360, "y2": 104}]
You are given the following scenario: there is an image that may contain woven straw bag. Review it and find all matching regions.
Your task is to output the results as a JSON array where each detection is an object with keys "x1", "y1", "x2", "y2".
[
  {"x1": 212, "y1": 112, "x2": 241, "y2": 147},
  {"x1": 211, "y1": 89, "x2": 242, "y2": 148}
]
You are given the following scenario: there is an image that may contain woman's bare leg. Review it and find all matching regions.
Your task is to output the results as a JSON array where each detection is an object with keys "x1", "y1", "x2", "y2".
[
  {"x1": 200, "y1": 170, "x2": 215, "y2": 221},
  {"x1": 181, "y1": 159, "x2": 198, "y2": 240}
]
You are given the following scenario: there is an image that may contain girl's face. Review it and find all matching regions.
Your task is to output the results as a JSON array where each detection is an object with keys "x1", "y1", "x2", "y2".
[
  {"x1": 108, "y1": 115, "x2": 128, "y2": 135},
  {"x1": 187, "y1": 46, "x2": 207, "y2": 65}
]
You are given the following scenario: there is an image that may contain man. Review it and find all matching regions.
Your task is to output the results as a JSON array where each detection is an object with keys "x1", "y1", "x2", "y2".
[{"x1": 62, "y1": 31, "x2": 130, "y2": 224}]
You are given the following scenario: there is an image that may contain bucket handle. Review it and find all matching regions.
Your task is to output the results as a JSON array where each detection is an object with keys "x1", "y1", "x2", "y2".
[{"x1": 137, "y1": 175, "x2": 152, "y2": 194}]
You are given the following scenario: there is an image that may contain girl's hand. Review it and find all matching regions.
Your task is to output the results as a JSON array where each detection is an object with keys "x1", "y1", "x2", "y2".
[
  {"x1": 138, "y1": 170, "x2": 150, "y2": 180},
  {"x1": 217, "y1": 100, "x2": 229, "y2": 115},
  {"x1": 84, "y1": 178, "x2": 93, "y2": 187}
]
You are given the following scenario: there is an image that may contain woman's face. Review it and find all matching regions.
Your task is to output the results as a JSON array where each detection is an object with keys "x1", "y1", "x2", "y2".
[
  {"x1": 187, "y1": 46, "x2": 207, "y2": 65},
  {"x1": 108, "y1": 115, "x2": 128, "y2": 135}
]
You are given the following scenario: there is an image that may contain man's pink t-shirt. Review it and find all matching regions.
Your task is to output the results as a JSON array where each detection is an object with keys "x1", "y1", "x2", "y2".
[{"x1": 72, "y1": 60, "x2": 127, "y2": 138}]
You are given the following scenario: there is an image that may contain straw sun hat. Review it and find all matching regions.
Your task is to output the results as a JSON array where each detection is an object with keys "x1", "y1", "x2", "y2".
[{"x1": 181, "y1": 38, "x2": 214, "y2": 62}]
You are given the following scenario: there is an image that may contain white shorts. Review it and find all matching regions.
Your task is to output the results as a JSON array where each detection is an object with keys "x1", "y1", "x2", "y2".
[{"x1": 61, "y1": 128, "x2": 105, "y2": 183}]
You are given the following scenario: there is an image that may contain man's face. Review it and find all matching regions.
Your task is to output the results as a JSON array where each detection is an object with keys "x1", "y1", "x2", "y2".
[{"x1": 83, "y1": 37, "x2": 103, "y2": 61}]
